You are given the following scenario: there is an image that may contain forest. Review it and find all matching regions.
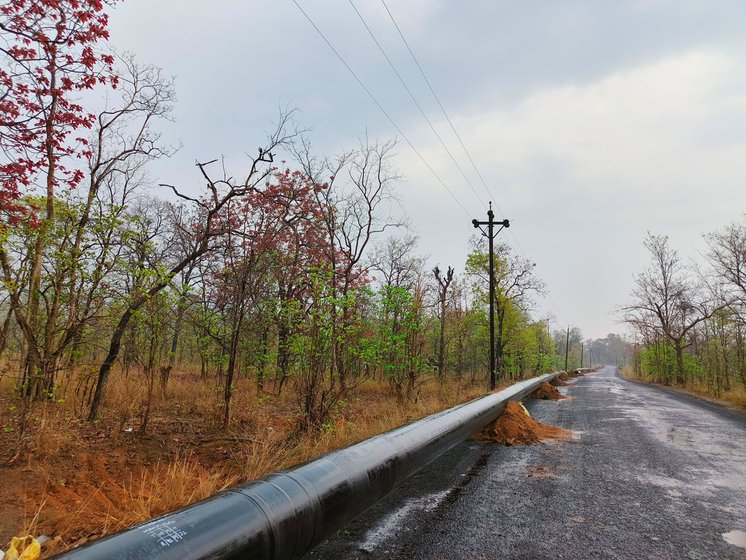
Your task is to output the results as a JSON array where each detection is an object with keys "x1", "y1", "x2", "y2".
[
  {"x1": 5, "y1": 1, "x2": 743, "y2": 555},
  {"x1": 0, "y1": 1, "x2": 589, "y2": 549},
  {"x1": 620, "y1": 226, "x2": 746, "y2": 407}
]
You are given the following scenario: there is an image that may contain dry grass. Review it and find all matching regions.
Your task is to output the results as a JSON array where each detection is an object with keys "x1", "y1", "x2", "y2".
[
  {"x1": 124, "y1": 453, "x2": 240, "y2": 524},
  {"x1": 621, "y1": 366, "x2": 746, "y2": 411},
  {"x1": 0, "y1": 366, "x2": 491, "y2": 555},
  {"x1": 718, "y1": 386, "x2": 746, "y2": 409}
]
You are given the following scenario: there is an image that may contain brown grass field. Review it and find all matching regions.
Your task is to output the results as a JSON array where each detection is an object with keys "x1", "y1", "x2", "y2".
[{"x1": 0, "y1": 366, "x2": 486, "y2": 556}]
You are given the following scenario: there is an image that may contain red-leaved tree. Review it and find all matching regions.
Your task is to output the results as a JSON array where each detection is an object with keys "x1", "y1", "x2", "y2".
[
  {"x1": 0, "y1": 0, "x2": 117, "y2": 223},
  {"x1": 0, "y1": 0, "x2": 117, "y2": 398},
  {"x1": 198, "y1": 168, "x2": 332, "y2": 426}
]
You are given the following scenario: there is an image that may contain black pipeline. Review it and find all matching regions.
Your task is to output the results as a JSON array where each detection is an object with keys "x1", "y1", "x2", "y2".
[{"x1": 52, "y1": 372, "x2": 559, "y2": 560}]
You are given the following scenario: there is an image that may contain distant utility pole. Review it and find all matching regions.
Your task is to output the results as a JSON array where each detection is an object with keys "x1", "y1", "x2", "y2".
[
  {"x1": 472, "y1": 202, "x2": 509, "y2": 390},
  {"x1": 564, "y1": 326, "x2": 570, "y2": 371},
  {"x1": 580, "y1": 342, "x2": 584, "y2": 367}
]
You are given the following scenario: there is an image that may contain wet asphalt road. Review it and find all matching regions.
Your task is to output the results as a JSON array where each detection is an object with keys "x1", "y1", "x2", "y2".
[{"x1": 305, "y1": 366, "x2": 746, "y2": 560}]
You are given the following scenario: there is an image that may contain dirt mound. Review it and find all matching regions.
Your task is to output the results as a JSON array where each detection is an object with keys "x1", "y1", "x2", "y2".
[
  {"x1": 529, "y1": 381, "x2": 565, "y2": 400},
  {"x1": 558, "y1": 371, "x2": 572, "y2": 382},
  {"x1": 472, "y1": 401, "x2": 571, "y2": 445},
  {"x1": 550, "y1": 377, "x2": 568, "y2": 387}
]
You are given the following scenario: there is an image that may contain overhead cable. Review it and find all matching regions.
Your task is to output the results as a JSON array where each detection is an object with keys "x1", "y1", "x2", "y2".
[
  {"x1": 290, "y1": 0, "x2": 472, "y2": 219},
  {"x1": 380, "y1": 0, "x2": 571, "y2": 327},
  {"x1": 348, "y1": 0, "x2": 487, "y2": 209}
]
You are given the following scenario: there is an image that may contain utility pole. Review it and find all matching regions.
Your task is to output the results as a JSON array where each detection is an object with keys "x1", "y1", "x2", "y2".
[
  {"x1": 580, "y1": 341, "x2": 584, "y2": 367},
  {"x1": 564, "y1": 326, "x2": 570, "y2": 371},
  {"x1": 472, "y1": 202, "x2": 509, "y2": 390}
]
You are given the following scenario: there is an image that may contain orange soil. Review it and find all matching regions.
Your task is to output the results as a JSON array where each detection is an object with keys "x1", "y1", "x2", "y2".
[
  {"x1": 472, "y1": 401, "x2": 571, "y2": 446},
  {"x1": 550, "y1": 377, "x2": 569, "y2": 387},
  {"x1": 529, "y1": 381, "x2": 565, "y2": 400},
  {"x1": 558, "y1": 372, "x2": 572, "y2": 382},
  {"x1": 0, "y1": 427, "x2": 218, "y2": 555},
  {"x1": 0, "y1": 374, "x2": 486, "y2": 557}
]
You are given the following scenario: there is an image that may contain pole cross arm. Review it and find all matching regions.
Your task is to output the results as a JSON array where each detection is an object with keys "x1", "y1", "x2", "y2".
[{"x1": 472, "y1": 218, "x2": 509, "y2": 228}]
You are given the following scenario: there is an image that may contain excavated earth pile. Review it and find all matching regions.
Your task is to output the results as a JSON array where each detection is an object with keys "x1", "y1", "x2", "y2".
[
  {"x1": 550, "y1": 377, "x2": 569, "y2": 387},
  {"x1": 472, "y1": 401, "x2": 571, "y2": 446},
  {"x1": 529, "y1": 381, "x2": 565, "y2": 400}
]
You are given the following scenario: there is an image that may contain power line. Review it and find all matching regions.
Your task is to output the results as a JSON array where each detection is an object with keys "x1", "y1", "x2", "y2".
[
  {"x1": 380, "y1": 0, "x2": 571, "y2": 328},
  {"x1": 347, "y1": 0, "x2": 487, "y2": 209},
  {"x1": 290, "y1": 0, "x2": 472, "y2": 220},
  {"x1": 293, "y1": 1, "x2": 572, "y2": 332},
  {"x1": 362, "y1": 1, "x2": 552, "y2": 310},
  {"x1": 380, "y1": 0, "x2": 495, "y2": 209}
]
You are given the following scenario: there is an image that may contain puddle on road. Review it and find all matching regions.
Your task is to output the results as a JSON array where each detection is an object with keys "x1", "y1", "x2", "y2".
[
  {"x1": 638, "y1": 473, "x2": 694, "y2": 495},
  {"x1": 723, "y1": 530, "x2": 746, "y2": 549},
  {"x1": 607, "y1": 383, "x2": 627, "y2": 396},
  {"x1": 666, "y1": 426, "x2": 696, "y2": 446}
]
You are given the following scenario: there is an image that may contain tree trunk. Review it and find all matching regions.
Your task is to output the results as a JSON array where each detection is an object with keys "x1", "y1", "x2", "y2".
[
  {"x1": 224, "y1": 302, "x2": 246, "y2": 429},
  {"x1": 674, "y1": 340, "x2": 686, "y2": 386},
  {"x1": 162, "y1": 306, "x2": 185, "y2": 393},
  {"x1": 200, "y1": 353, "x2": 208, "y2": 381},
  {"x1": 438, "y1": 298, "x2": 446, "y2": 378},
  {"x1": 256, "y1": 326, "x2": 269, "y2": 393},
  {"x1": 164, "y1": 270, "x2": 193, "y2": 393},
  {"x1": 276, "y1": 317, "x2": 291, "y2": 394},
  {"x1": 66, "y1": 327, "x2": 84, "y2": 370},
  {"x1": 0, "y1": 307, "x2": 13, "y2": 356},
  {"x1": 335, "y1": 284, "x2": 350, "y2": 391},
  {"x1": 87, "y1": 309, "x2": 133, "y2": 421},
  {"x1": 737, "y1": 324, "x2": 746, "y2": 386},
  {"x1": 22, "y1": 70, "x2": 59, "y2": 401},
  {"x1": 140, "y1": 331, "x2": 158, "y2": 434}
]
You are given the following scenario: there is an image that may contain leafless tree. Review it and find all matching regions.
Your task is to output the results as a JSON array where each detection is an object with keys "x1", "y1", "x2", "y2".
[
  {"x1": 705, "y1": 218, "x2": 746, "y2": 315},
  {"x1": 433, "y1": 265, "x2": 454, "y2": 378},
  {"x1": 620, "y1": 233, "x2": 715, "y2": 384},
  {"x1": 295, "y1": 136, "x2": 404, "y2": 388},
  {"x1": 370, "y1": 235, "x2": 422, "y2": 291}
]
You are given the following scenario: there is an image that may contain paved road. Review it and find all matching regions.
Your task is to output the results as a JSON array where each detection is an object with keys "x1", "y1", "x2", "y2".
[{"x1": 305, "y1": 366, "x2": 746, "y2": 559}]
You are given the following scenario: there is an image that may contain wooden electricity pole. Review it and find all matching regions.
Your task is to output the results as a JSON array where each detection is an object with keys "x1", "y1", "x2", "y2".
[{"x1": 472, "y1": 202, "x2": 509, "y2": 390}]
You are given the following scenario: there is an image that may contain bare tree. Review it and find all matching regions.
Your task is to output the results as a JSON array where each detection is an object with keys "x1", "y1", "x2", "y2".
[
  {"x1": 161, "y1": 204, "x2": 199, "y2": 393},
  {"x1": 433, "y1": 265, "x2": 454, "y2": 378},
  {"x1": 705, "y1": 218, "x2": 746, "y2": 314},
  {"x1": 620, "y1": 233, "x2": 714, "y2": 384},
  {"x1": 296, "y1": 137, "x2": 404, "y2": 389},
  {"x1": 370, "y1": 235, "x2": 422, "y2": 291},
  {"x1": 117, "y1": 197, "x2": 175, "y2": 432}
]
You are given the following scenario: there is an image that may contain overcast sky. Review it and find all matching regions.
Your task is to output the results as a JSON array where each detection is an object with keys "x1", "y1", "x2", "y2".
[{"x1": 108, "y1": 0, "x2": 746, "y2": 339}]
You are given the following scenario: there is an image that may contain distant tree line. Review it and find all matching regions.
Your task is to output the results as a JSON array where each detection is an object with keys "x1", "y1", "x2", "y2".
[{"x1": 620, "y1": 223, "x2": 746, "y2": 396}]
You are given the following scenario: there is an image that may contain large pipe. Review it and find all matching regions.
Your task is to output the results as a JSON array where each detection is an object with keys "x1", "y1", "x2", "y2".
[{"x1": 53, "y1": 372, "x2": 558, "y2": 560}]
